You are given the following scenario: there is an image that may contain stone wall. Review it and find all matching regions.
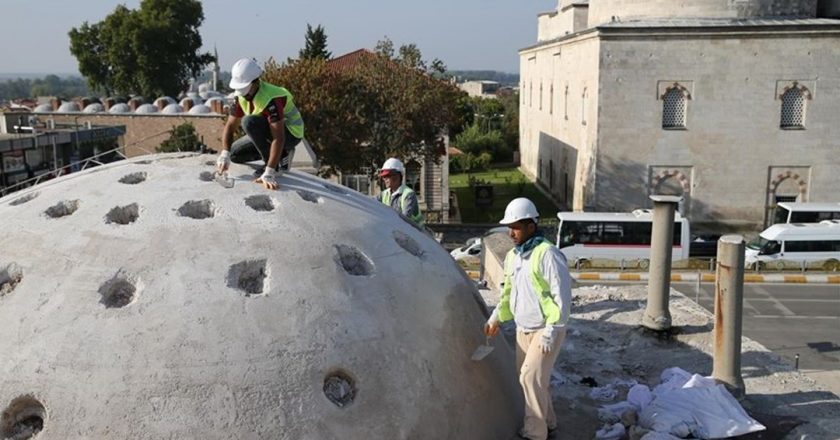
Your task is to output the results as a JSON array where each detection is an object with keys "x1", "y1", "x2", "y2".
[{"x1": 589, "y1": 0, "x2": 818, "y2": 27}]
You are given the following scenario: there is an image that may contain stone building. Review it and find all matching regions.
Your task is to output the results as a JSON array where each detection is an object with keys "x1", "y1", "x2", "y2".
[{"x1": 520, "y1": 0, "x2": 840, "y2": 229}]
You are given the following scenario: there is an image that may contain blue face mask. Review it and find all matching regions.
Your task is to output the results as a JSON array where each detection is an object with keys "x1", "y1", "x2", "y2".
[{"x1": 515, "y1": 231, "x2": 545, "y2": 255}]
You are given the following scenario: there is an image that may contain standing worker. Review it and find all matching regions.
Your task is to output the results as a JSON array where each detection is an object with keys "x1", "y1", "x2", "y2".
[
  {"x1": 216, "y1": 58, "x2": 305, "y2": 190},
  {"x1": 378, "y1": 157, "x2": 423, "y2": 226},
  {"x1": 484, "y1": 198, "x2": 572, "y2": 440}
]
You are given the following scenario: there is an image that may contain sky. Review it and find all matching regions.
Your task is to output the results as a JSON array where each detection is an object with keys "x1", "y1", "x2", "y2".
[{"x1": 1, "y1": 0, "x2": 554, "y2": 76}]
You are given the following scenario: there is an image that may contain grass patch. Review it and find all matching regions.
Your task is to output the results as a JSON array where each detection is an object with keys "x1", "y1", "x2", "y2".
[{"x1": 451, "y1": 165, "x2": 559, "y2": 224}]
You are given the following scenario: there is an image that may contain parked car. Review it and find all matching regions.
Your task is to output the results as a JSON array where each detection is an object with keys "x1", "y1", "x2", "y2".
[{"x1": 450, "y1": 237, "x2": 482, "y2": 260}]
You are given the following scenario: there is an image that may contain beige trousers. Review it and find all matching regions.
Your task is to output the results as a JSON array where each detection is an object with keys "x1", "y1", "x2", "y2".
[{"x1": 515, "y1": 328, "x2": 566, "y2": 440}]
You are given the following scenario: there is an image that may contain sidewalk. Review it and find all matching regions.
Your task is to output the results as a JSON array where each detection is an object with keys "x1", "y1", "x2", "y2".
[{"x1": 573, "y1": 271, "x2": 840, "y2": 284}]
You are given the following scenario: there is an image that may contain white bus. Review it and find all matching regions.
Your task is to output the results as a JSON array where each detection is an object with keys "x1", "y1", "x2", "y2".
[
  {"x1": 555, "y1": 210, "x2": 691, "y2": 268},
  {"x1": 746, "y1": 220, "x2": 840, "y2": 271},
  {"x1": 772, "y1": 202, "x2": 840, "y2": 225}
]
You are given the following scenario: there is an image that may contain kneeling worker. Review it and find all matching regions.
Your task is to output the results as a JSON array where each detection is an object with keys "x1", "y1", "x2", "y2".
[{"x1": 484, "y1": 197, "x2": 572, "y2": 440}]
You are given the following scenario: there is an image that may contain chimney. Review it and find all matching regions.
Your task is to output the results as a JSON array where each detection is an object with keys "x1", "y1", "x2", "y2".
[
  {"x1": 181, "y1": 98, "x2": 194, "y2": 113},
  {"x1": 210, "y1": 99, "x2": 223, "y2": 114},
  {"x1": 104, "y1": 97, "x2": 116, "y2": 111},
  {"x1": 51, "y1": 97, "x2": 61, "y2": 111},
  {"x1": 81, "y1": 97, "x2": 92, "y2": 109},
  {"x1": 128, "y1": 97, "x2": 143, "y2": 111},
  {"x1": 155, "y1": 99, "x2": 166, "y2": 112}
]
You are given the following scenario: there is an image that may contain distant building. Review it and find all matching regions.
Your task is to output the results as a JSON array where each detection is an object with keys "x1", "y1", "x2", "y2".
[
  {"x1": 520, "y1": 0, "x2": 840, "y2": 229},
  {"x1": 459, "y1": 80, "x2": 500, "y2": 98}
]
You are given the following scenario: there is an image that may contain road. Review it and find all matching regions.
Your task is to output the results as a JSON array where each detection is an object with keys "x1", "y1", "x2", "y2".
[{"x1": 578, "y1": 280, "x2": 840, "y2": 393}]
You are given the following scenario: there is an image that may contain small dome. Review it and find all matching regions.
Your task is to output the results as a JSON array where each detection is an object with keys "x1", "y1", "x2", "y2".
[
  {"x1": 109, "y1": 103, "x2": 132, "y2": 114},
  {"x1": 162, "y1": 103, "x2": 184, "y2": 114},
  {"x1": 33, "y1": 104, "x2": 53, "y2": 113},
  {"x1": 83, "y1": 103, "x2": 105, "y2": 113},
  {"x1": 153, "y1": 97, "x2": 176, "y2": 107},
  {"x1": 57, "y1": 102, "x2": 81, "y2": 113},
  {"x1": 188, "y1": 104, "x2": 212, "y2": 114},
  {"x1": 135, "y1": 104, "x2": 158, "y2": 114}
]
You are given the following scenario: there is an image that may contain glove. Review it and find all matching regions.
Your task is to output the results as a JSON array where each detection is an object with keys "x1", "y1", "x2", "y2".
[
  {"x1": 216, "y1": 150, "x2": 231, "y2": 173},
  {"x1": 484, "y1": 309, "x2": 501, "y2": 338},
  {"x1": 254, "y1": 167, "x2": 279, "y2": 190},
  {"x1": 539, "y1": 325, "x2": 556, "y2": 354}
]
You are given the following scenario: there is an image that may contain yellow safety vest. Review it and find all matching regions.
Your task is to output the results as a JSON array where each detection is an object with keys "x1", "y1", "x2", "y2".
[
  {"x1": 497, "y1": 241, "x2": 561, "y2": 324},
  {"x1": 237, "y1": 81, "x2": 305, "y2": 139},
  {"x1": 381, "y1": 185, "x2": 424, "y2": 226}
]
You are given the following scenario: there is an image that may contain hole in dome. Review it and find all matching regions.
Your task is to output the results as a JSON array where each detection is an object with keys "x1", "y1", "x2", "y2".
[
  {"x1": 105, "y1": 203, "x2": 139, "y2": 225},
  {"x1": 99, "y1": 274, "x2": 138, "y2": 308},
  {"x1": 297, "y1": 190, "x2": 323, "y2": 204},
  {"x1": 323, "y1": 370, "x2": 357, "y2": 408},
  {"x1": 393, "y1": 230, "x2": 425, "y2": 259},
  {"x1": 227, "y1": 259, "x2": 268, "y2": 296},
  {"x1": 335, "y1": 245, "x2": 374, "y2": 276},
  {"x1": 1, "y1": 395, "x2": 46, "y2": 440},
  {"x1": 177, "y1": 200, "x2": 215, "y2": 219},
  {"x1": 199, "y1": 171, "x2": 215, "y2": 182},
  {"x1": 205, "y1": 160, "x2": 216, "y2": 166},
  {"x1": 0, "y1": 263, "x2": 23, "y2": 298},
  {"x1": 9, "y1": 192, "x2": 38, "y2": 206},
  {"x1": 135, "y1": 160, "x2": 152, "y2": 165},
  {"x1": 245, "y1": 194, "x2": 276, "y2": 212},
  {"x1": 44, "y1": 200, "x2": 79, "y2": 219},
  {"x1": 119, "y1": 172, "x2": 147, "y2": 185}
]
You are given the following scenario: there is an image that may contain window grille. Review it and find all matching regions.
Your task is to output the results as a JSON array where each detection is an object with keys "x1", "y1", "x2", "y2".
[
  {"x1": 780, "y1": 87, "x2": 807, "y2": 128},
  {"x1": 662, "y1": 87, "x2": 687, "y2": 128}
]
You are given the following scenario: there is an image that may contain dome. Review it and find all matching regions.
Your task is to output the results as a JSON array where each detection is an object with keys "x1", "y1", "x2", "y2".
[
  {"x1": 153, "y1": 97, "x2": 176, "y2": 108},
  {"x1": 162, "y1": 103, "x2": 184, "y2": 114},
  {"x1": 57, "y1": 102, "x2": 81, "y2": 113},
  {"x1": 135, "y1": 104, "x2": 158, "y2": 114},
  {"x1": 109, "y1": 103, "x2": 131, "y2": 114},
  {"x1": 187, "y1": 104, "x2": 212, "y2": 114},
  {"x1": 33, "y1": 104, "x2": 53, "y2": 113},
  {"x1": 0, "y1": 154, "x2": 520, "y2": 439},
  {"x1": 83, "y1": 103, "x2": 105, "y2": 113}
]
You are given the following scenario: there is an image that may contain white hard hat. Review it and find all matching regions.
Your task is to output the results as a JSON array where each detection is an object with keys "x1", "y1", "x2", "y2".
[
  {"x1": 380, "y1": 157, "x2": 405, "y2": 177},
  {"x1": 229, "y1": 58, "x2": 262, "y2": 95},
  {"x1": 499, "y1": 197, "x2": 539, "y2": 225}
]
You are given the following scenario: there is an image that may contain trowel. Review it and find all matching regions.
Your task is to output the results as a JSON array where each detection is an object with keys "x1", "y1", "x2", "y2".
[
  {"x1": 471, "y1": 336, "x2": 494, "y2": 361},
  {"x1": 214, "y1": 171, "x2": 234, "y2": 188}
]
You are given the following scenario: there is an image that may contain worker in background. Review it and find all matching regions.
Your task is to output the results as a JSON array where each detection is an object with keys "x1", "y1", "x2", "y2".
[
  {"x1": 378, "y1": 157, "x2": 424, "y2": 226},
  {"x1": 484, "y1": 197, "x2": 572, "y2": 440},
  {"x1": 216, "y1": 58, "x2": 305, "y2": 190}
]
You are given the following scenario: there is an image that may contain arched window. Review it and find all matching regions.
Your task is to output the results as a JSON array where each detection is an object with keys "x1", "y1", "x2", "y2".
[
  {"x1": 539, "y1": 82, "x2": 543, "y2": 111},
  {"x1": 529, "y1": 82, "x2": 533, "y2": 108},
  {"x1": 662, "y1": 85, "x2": 689, "y2": 129},
  {"x1": 780, "y1": 83, "x2": 810, "y2": 129},
  {"x1": 564, "y1": 86, "x2": 569, "y2": 120},
  {"x1": 549, "y1": 84, "x2": 554, "y2": 115}
]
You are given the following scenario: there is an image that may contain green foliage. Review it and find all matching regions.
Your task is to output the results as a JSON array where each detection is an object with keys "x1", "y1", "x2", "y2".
[
  {"x1": 68, "y1": 0, "x2": 214, "y2": 97},
  {"x1": 450, "y1": 166, "x2": 558, "y2": 224},
  {"x1": 453, "y1": 124, "x2": 510, "y2": 162},
  {"x1": 298, "y1": 24, "x2": 332, "y2": 60},
  {"x1": 263, "y1": 48, "x2": 465, "y2": 176},
  {"x1": 157, "y1": 122, "x2": 199, "y2": 153},
  {"x1": 0, "y1": 75, "x2": 91, "y2": 100},
  {"x1": 451, "y1": 151, "x2": 492, "y2": 173}
]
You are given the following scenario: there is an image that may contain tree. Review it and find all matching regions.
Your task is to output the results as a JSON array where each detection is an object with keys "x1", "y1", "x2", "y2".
[
  {"x1": 298, "y1": 24, "x2": 332, "y2": 60},
  {"x1": 157, "y1": 122, "x2": 199, "y2": 153},
  {"x1": 69, "y1": 0, "x2": 214, "y2": 98}
]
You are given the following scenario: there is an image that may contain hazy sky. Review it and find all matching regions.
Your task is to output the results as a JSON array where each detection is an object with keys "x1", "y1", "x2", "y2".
[{"x1": 1, "y1": 0, "x2": 554, "y2": 75}]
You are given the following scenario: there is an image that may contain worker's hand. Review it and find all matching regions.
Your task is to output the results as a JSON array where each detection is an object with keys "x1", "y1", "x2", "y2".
[
  {"x1": 539, "y1": 325, "x2": 556, "y2": 354},
  {"x1": 254, "y1": 168, "x2": 279, "y2": 190},
  {"x1": 484, "y1": 310, "x2": 501, "y2": 338},
  {"x1": 216, "y1": 150, "x2": 231, "y2": 173}
]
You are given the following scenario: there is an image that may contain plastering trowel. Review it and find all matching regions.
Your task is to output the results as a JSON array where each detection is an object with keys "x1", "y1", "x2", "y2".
[
  {"x1": 214, "y1": 171, "x2": 234, "y2": 188},
  {"x1": 471, "y1": 337, "x2": 494, "y2": 361}
]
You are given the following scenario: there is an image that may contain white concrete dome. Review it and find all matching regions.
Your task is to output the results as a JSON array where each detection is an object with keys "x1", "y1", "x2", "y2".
[
  {"x1": 83, "y1": 103, "x2": 105, "y2": 113},
  {"x1": 162, "y1": 103, "x2": 184, "y2": 114},
  {"x1": 135, "y1": 104, "x2": 158, "y2": 114},
  {"x1": 589, "y1": 0, "x2": 818, "y2": 26},
  {"x1": 0, "y1": 154, "x2": 521, "y2": 439},
  {"x1": 56, "y1": 102, "x2": 80, "y2": 113},
  {"x1": 33, "y1": 104, "x2": 52, "y2": 113},
  {"x1": 188, "y1": 104, "x2": 212, "y2": 114},
  {"x1": 108, "y1": 103, "x2": 131, "y2": 114}
]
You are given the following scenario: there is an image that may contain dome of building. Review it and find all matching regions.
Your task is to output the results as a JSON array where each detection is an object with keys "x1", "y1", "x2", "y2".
[
  {"x1": 83, "y1": 103, "x2": 106, "y2": 113},
  {"x1": 162, "y1": 104, "x2": 184, "y2": 114},
  {"x1": 153, "y1": 97, "x2": 177, "y2": 108},
  {"x1": 135, "y1": 104, "x2": 158, "y2": 114},
  {"x1": 57, "y1": 102, "x2": 81, "y2": 113},
  {"x1": 33, "y1": 104, "x2": 53, "y2": 113},
  {"x1": 187, "y1": 104, "x2": 212, "y2": 114},
  {"x1": 589, "y1": 0, "x2": 818, "y2": 27},
  {"x1": 109, "y1": 103, "x2": 132, "y2": 114},
  {"x1": 0, "y1": 154, "x2": 521, "y2": 439}
]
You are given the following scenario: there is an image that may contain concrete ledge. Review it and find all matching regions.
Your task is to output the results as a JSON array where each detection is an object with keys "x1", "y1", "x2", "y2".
[{"x1": 572, "y1": 272, "x2": 840, "y2": 284}]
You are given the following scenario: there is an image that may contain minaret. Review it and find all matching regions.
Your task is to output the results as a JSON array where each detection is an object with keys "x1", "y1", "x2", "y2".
[{"x1": 212, "y1": 46, "x2": 220, "y2": 92}]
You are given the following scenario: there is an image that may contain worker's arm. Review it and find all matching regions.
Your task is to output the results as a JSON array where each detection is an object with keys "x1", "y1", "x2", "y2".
[
  {"x1": 217, "y1": 115, "x2": 241, "y2": 173},
  {"x1": 542, "y1": 247, "x2": 573, "y2": 327},
  {"x1": 403, "y1": 190, "x2": 420, "y2": 218},
  {"x1": 266, "y1": 119, "x2": 285, "y2": 170}
]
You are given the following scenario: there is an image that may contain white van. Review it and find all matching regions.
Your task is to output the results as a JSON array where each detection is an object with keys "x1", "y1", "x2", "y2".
[
  {"x1": 771, "y1": 202, "x2": 840, "y2": 225},
  {"x1": 745, "y1": 220, "x2": 840, "y2": 271}
]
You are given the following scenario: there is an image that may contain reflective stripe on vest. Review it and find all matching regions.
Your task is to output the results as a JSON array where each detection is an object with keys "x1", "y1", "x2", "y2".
[
  {"x1": 381, "y1": 185, "x2": 424, "y2": 226},
  {"x1": 237, "y1": 81, "x2": 305, "y2": 139},
  {"x1": 497, "y1": 241, "x2": 561, "y2": 324}
]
